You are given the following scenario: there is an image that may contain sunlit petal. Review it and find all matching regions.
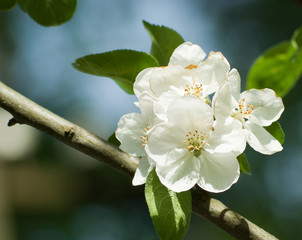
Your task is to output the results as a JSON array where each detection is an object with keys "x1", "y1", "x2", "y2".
[
  {"x1": 197, "y1": 151, "x2": 240, "y2": 192},
  {"x1": 245, "y1": 121, "x2": 283, "y2": 155},
  {"x1": 169, "y1": 42, "x2": 206, "y2": 67}
]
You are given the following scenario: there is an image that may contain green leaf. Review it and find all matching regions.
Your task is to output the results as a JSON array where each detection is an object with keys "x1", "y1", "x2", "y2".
[
  {"x1": 247, "y1": 26, "x2": 302, "y2": 98},
  {"x1": 108, "y1": 132, "x2": 120, "y2": 147},
  {"x1": 145, "y1": 170, "x2": 191, "y2": 240},
  {"x1": 143, "y1": 20, "x2": 185, "y2": 66},
  {"x1": 0, "y1": 0, "x2": 17, "y2": 10},
  {"x1": 237, "y1": 153, "x2": 251, "y2": 175},
  {"x1": 292, "y1": 26, "x2": 302, "y2": 48},
  {"x1": 18, "y1": 0, "x2": 77, "y2": 26},
  {"x1": 264, "y1": 121, "x2": 285, "y2": 144},
  {"x1": 72, "y1": 50, "x2": 159, "y2": 94}
]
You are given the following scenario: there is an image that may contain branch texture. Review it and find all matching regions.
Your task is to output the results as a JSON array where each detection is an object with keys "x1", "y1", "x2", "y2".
[
  {"x1": 0, "y1": 81, "x2": 138, "y2": 177},
  {"x1": 0, "y1": 81, "x2": 278, "y2": 240}
]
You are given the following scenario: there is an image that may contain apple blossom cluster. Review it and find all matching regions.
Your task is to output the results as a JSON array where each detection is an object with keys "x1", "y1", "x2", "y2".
[{"x1": 116, "y1": 42, "x2": 284, "y2": 193}]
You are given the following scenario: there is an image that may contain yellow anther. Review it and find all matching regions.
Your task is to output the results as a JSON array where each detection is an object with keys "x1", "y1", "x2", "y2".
[
  {"x1": 185, "y1": 64, "x2": 198, "y2": 69},
  {"x1": 184, "y1": 130, "x2": 208, "y2": 155},
  {"x1": 140, "y1": 123, "x2": 150, "y2": 147}
]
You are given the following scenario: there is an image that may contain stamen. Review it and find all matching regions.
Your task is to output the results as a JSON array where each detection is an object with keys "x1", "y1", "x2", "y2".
[
  {"x1": 232, "y1": 99, "x2": 254, "y2": 123},
  {"x1": 183, "y1": 82, "x2": 212, "y2": 106},
  {"x1": 184, "y1": 130, "x2": 208, "y2": 157},
  {"x1": 184, "y1": 82, "x2": 204, "y2": 98},
  {"x1": 140, "y1": 123, "x2": 150, "y2": 147}
]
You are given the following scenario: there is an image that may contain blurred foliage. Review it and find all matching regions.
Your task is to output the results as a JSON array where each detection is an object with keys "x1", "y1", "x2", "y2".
[
  {"x1": 198, "y1": 0, "x2": 302, "y2": 86},
  {"x1": 12, "y1": 163, "x2": 157, "y2": 240},
  {"x1": 0, "y1": 0, "x2": 17, "y2": 10},
  {"x1": 247, "y1": 26, "x2": 302, "y2": 97},
  {"x1": 0, "y1": 0, "x2": 77, "y2": 26}
]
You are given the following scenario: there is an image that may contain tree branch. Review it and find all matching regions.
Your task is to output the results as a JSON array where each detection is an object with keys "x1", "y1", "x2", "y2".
[
  {"x1": 0, "y1": 81, "x2": 278, "y2": 240},
  {"x1": 192, "y1": 188, "x2": 278, "y2": 240},
  {"x1": 0, "y1": 81, "x2": 138, "y2": 177}
]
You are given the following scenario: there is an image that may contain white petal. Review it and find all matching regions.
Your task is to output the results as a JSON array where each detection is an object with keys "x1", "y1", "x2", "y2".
[
  {"x1": 153, "y1": 90, "x2": 184, "y2": 122},
  {"x1": 138, "y1": 92, "x2": 155, "y2": 118},
  {"x1": 228, "y1": 68, "x2": 241, "y2": 101},
  {"x1": 245, "y1": 121, "x2": 283, "y2": 155},
  {"x1": 153, "y1": 100, "x2": 168, "y2": 122},
  {"x1": 166, "y1": 95, "x2": 213, "y2": 134},
  {"x1": 206, "y1": 119, "x2": 247, "y2": 155},
  {"x1": 240, "y1": 89, "x2": 284, "y2": 126},
  {"x1": 116, "y1": 113, "x2": 148, "y2": 156},
  {"x1": 193, "y1": 62, "x2": 218, "y2": 95},
  {"x1": 195, "y1": 51, "x2": 230, "y2": 94},
  {"x1": 197, "y1": 151, "x2": 240, "y2": 193},
  {"x1": 133, "y1": 68, "x2": 154, "y2": 98},
  {"x1": 156, "y1": 148, "x2": 200, "y2": 192},
  {"x1": 169, "y1": 42, "x2": 206, "y2": 68},
  {"x1": 149, "y1": 65, "x2": 190, "y2": 97},
  {"x1": 132, "y1": 156, "x2": 154, "y2": 186},
  {"x1": 194, "y1": 53, "x2": 230, "y2": 95},
  {"x1": 134, "y1": 101, "x2": 139, "y2": 108},
  {"x1": 212, "y1": 82, "x2": 236, "y2": 122},
  {"x1": 145, "y1": 122, "x2": 186, "y2": 164}
]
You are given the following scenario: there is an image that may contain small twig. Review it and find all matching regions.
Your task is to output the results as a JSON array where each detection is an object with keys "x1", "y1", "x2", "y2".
[
  {"x1": 0, "y1": 81, "x2": 278, "y2": 240},
  {"x1": 7, "y1": 118, "x2": 18, "y2": 127}
]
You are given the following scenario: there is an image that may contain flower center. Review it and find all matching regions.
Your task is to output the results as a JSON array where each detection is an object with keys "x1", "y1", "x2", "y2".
[
  {"x1": 140, "y1": 123, "x2": 150, "y2": 147},
  {"x1": 231, "y1": 98, "x2": 254, "y2": 124},
  {"x1": 184, "y1": 83, "x2": 203, "y2": 98},
  {"x1": 184, "y1": 83, "x2": 211, "y2": 105},
  {"x1": 184, "y1": 130, "x2": 208, "y2": 157}
]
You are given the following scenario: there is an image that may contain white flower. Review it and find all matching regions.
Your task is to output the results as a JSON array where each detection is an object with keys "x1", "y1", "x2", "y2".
[
  {"x1": 116, "y1": 93, "x2": 160, "y2": 185},
  {"x1": 145, "y1": 96, "x2": 247, "y2": 193},
  {"x1": 134, "y1": 42, "x2": 205, "y2": 98},
  {"x1": 213, "y1": 80, "x2": 284, "y2": 155},
  {"x1": 133, "y1": 42, "x2": 231, "y2": 120}
]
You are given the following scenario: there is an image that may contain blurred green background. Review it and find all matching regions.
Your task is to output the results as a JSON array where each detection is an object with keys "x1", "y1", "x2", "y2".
[{"x1": 0, "y1": 0, "x2": 302, "y2": 239}]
